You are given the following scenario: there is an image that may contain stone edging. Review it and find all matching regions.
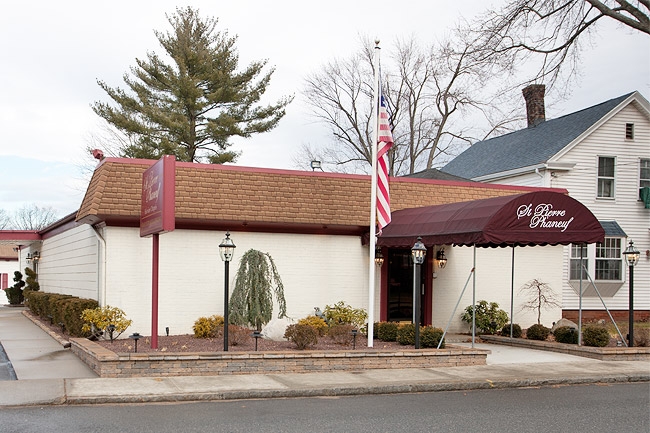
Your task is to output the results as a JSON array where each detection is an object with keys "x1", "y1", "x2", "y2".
[
  {"x1": 69, "y1": 337, "x2": 490, "y2": 378},
  {"x1": 480, "y1": 335, "x2": 650, "y2": 361}
]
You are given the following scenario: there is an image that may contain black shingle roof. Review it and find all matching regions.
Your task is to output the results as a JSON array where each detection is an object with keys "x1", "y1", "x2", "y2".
[
  {"x1": 403, "y1": 168, "x2": 471, "y2": 181},
  {"x1": 600, "y1": 220, "x2": 627, "y2": 237},
  {"x1": 442, "y1": 93, "x2": 633, "y2": 179}
]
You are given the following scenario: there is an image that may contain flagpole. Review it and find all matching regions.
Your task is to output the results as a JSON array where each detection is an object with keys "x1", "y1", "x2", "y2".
[{"x1": 367, "y1": 40, "x2": 381, "y2": 347}]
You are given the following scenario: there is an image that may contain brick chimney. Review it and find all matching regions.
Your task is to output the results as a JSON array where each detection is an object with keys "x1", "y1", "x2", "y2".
[{"x1": 522, "y1": 84, "x2": 546, "y2": 127}]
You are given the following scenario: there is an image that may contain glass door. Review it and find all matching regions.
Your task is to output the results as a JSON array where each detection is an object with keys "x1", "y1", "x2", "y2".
[{"x1": 386, "y1": 249, "x2": 427, "y2": 324}]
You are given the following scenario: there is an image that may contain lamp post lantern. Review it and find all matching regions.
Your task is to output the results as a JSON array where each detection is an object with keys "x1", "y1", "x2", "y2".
[
  {"x1": 411, "y1": 237, "x2": 426, "y2": 349},
  {"x1": 622, "y1": 240, "x2": 640, "y2": 347},
  {"x1": 219, "y1": 232, "x2": 236, "y2": 351}
]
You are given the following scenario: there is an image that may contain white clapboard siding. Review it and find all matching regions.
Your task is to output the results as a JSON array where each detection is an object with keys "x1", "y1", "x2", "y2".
[{"x1": 38, "y1": 224, "x2": 99, "y2": 300}]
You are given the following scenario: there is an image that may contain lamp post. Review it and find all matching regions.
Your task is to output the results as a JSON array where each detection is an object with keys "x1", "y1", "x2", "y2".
[
  {"x1": 622, "y1": 240, "x2": 640, "y2": 347},
  {"x1": 411, "y1": 237, "x2": 426, "y2": 349},
  {"x1": 219, "y1": 232, "x2": 236, "y2": 351}
]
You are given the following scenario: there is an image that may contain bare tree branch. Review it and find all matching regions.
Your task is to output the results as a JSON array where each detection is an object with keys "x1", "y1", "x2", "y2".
[
  {"x1": 470, "y1": 0, "x2": 649, "y2": 88},
  {"x1": 301, "y1": 34, "x2": 521, "y2": 175},
  {"x1": 10, "y1": 204, "x2": 59, "y2": 230}
]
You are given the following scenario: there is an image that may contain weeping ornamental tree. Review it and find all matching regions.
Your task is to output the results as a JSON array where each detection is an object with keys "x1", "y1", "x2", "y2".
[{"x1": 229, "y1": 249, "x2": 287, "y2": 331}]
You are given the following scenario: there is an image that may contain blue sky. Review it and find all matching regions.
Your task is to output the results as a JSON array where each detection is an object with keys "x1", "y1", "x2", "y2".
[{"x1": 1, "y1": 1, "x2": 648, "y2": 217}]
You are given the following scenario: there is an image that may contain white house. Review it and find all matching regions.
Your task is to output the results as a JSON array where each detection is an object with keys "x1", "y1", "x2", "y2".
[{"x1": 442, "y1": 86, "x2": 650, "y2": 322}]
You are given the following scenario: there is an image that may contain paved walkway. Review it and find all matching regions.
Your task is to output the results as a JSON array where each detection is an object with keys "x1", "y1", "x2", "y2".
[{"x1": 0, "y1": 305, "x2": 648, "y2": 406}]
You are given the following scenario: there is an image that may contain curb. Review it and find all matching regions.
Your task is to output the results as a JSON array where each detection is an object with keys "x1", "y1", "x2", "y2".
[{"x1": 62, "y1": 373, "x2": 650, "y2": 405}]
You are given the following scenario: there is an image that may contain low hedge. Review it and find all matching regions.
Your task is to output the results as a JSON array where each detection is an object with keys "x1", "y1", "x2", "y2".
[{"x1": 24, "y1": 291, "x2": 98, "y2": 337}]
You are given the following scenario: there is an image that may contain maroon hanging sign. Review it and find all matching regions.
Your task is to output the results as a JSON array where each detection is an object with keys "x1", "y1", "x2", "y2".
[{"x1": 140, "y1": 155, "x2": 176, "y2": 237}]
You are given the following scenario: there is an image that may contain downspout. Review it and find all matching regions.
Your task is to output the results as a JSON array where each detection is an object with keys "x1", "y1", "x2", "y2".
[{"x1": 91, "y1": 225, "x2": 107, "y2": 307}]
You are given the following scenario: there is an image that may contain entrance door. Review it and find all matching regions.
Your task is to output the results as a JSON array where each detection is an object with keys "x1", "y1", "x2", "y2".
[{"x1": 386, "y1": 249, "x2": 427, "y2": 324}]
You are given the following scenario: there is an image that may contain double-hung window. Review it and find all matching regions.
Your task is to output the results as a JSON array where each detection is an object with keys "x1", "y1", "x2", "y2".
[
  {"x1": 597, "y1": 156, "x2": 615, "y2": 198},
  {"x1": 595, "y1": 238, "x2": 622, "y2": 280},
  {"x1": 569, "y1": 235, "x2": 625, "y2": 297},
  {"x1": 640, "y1": 158, "x2": 650, "y2": 197},
  {"x1": 569, "y1": 244, "x2": 588, "y2": 280}
]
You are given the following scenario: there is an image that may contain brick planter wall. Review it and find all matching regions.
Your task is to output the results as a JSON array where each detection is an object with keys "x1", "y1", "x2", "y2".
[
  {"x1": 562, "y1": 310, "x2": 650, "y2": 323},
  {"x1": 70, "y1": 338, "x2": 489, "y2": 378},
  {"x1": 480, "y1": 335, "x2": 650, "y2": 361}
]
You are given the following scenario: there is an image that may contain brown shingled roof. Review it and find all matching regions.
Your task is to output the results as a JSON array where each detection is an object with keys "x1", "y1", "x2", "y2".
[
  {"x1": 0, "y1": 245, "x2": 18, "y2": 260},
  {"x1": 76, "y1": 158, "x2": 559, "y2": 235}
]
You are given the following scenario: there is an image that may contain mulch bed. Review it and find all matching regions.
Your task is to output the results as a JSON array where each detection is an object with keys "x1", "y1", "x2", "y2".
[
  {"x1": 94, "y1": 333, "x2": 407, "y2": 354},
  {"x1": 25, "y1": 311, "x2": 408, "y2": 353}
]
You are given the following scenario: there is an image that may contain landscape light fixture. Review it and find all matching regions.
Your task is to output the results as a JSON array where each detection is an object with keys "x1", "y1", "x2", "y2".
[
  {"x1": 129, "y1": 332, "x2": 142, "y2": 353},
  {"x1": 219, "y1": 232, "x2": 236, "y2": 351},
  {"x1": 252, "y1": 330, "x2": 262, "y2": 351},
  {"x1": 622, "y1": 240, "x2": 640, "y2": 347},
  {"x1": 411, "y1": 237, "x2": 426, "y2": 349}
]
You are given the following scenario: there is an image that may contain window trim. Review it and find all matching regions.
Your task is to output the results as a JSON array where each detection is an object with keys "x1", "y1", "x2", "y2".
[
  {"x1": 568, "y1": 239, "x2": 625, "y2": 298},
  {"x1": 594, "y1": 238, "x2": 623, "y2": 281},
  {"x1": 596, "y1": 155, "x2": 616, "y2": 199},
  {"x1": 640, "y1": 158, "x2": 650, "y2": 200}
]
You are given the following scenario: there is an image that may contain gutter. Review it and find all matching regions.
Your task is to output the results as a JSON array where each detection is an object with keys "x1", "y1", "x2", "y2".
[{"x1": 91, "y1": 225, "x2": 107, "y2": 307}]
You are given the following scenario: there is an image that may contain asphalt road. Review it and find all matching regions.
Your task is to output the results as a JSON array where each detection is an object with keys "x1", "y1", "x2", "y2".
[
  {"x1": 0, "y1": 382, "x2": 648, "y2": 433},
  {"x1": 0, "y1": 343, "x2": 16, "y2": 381}
]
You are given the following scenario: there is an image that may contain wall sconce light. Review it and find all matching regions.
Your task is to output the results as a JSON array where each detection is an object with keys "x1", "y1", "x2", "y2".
[
  {"x1": 374, "y1": 246, "x2": 384, "y2": 267},
  {"x1": 26, "y1": 251, "x2": 40, "y2": 263},
  {"x1": 436, "y1": 249, "x2": 447, "y2": 268}
]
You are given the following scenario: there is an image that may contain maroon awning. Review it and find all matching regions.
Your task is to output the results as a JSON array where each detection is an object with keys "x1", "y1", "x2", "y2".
[{"x1": 377, "y1": 191, "x2": 605, "y2": 248}]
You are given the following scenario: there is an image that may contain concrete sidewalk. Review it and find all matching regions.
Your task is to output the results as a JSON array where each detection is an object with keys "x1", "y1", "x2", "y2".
[{"x1": 1, "y1": 305, "x2": 648, "y2": 406}]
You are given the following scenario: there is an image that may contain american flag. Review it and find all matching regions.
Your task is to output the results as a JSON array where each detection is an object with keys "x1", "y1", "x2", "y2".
[{"x1": 376, "y1": 94, "x2": 393, "y2": 232}]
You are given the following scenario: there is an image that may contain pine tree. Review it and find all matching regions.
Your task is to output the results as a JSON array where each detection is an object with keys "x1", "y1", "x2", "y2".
[
  {"x1": 93, "y1": 6, "x2": 292, "y2": 163},
  {"x1": 229, "y1": 249, "x2": 287, "y2": 331}
]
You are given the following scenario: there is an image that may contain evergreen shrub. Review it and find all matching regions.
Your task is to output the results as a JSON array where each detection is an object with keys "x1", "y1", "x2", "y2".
[
  {"x1": 192, "y1": 315, "x2": 224, "y2": 338},
  {"x1": 377, "y1": 322, "x2": 399, "y2": 342},
  {"x1": 24, "y1": 267, "x2": 40, "y2": 292},
  {"x1": 526, "y1": 324, "x2": 551, "y2": 341},
  {"x1": 23, "y1": 291, "x2": 98, "y2": 337},
  {"x1": 396, "y1": 323, "x2": 416, "y2": 345},
  {"x1": 420, "y1": 326, "x2": 445, "y2": 348},
  {"x1": 5, "y1": 271, "x2": 26, "y2": 305},
  {"x1": 500, "y1": 323, "x2": 522, "y2": 338},
  {"x1": 582, "y1": 325, "x2": 610, "y2": 347},
  {"x1": 553, "y1": 326, "x2": 578, "y2": 344}
]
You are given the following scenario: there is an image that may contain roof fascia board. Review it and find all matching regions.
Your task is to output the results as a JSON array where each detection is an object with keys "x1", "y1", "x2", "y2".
[
  {"x1": 552, "y1": 92, "x2": 647, "y2": 162},
  {"x1": 473, "y1": 164, "x2": 547, "y2": 182}
]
